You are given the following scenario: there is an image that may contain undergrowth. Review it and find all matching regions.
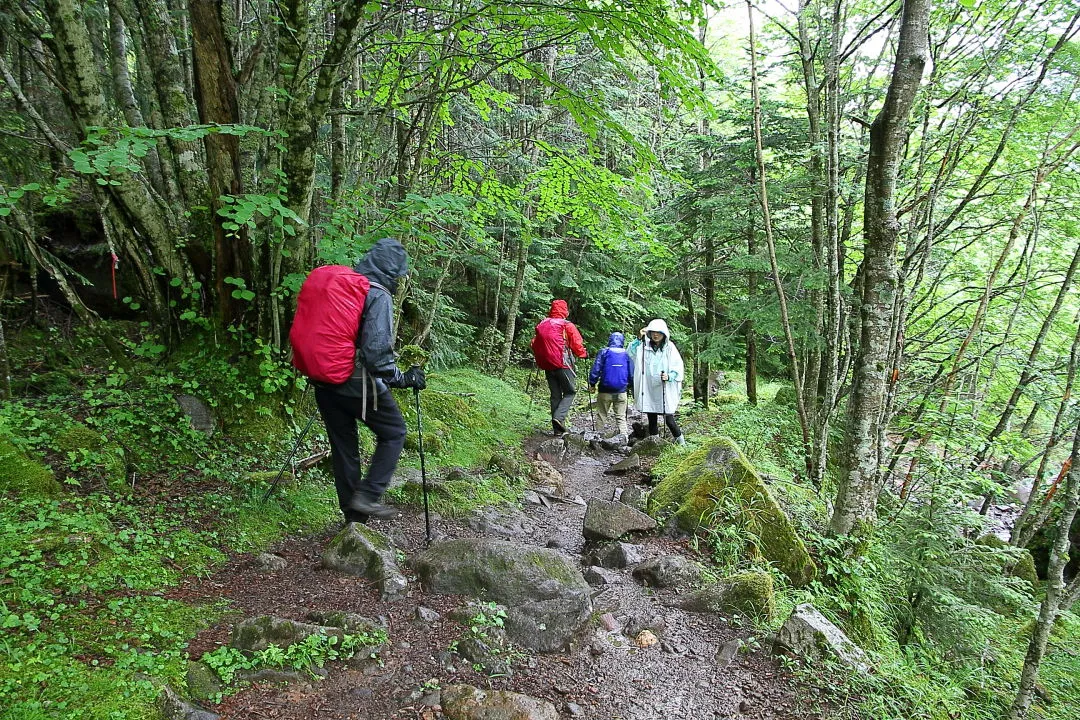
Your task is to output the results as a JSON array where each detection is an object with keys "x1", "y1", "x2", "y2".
[
  {"x1": 675, "y1": 375, "x2": 1080, "y2": 720},
  {"x1": 0, "y1": 324, "x2": 533, "y2": 719}
]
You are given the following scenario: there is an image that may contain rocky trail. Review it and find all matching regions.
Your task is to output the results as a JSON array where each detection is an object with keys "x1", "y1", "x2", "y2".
[{"x1": 163, "y1": 411, "x2": 828, "y2": 720}]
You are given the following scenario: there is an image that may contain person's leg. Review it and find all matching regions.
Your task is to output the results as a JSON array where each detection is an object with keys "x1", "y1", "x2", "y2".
[
  {"x1": 596, "y1": 392, "x2": 612, "y2": 433},
  {"x1": 665, "y1": 413, "x2": 683, "y2": 440},
  {"x1": 545, "y1": 370, "x2": 564, "y2": 432},
  {"x1": 315, "y1": 388, "x2": 363, "y2": 520},
  {"x1": 647, "y1": 412, "x2": 659, "y2": 436},
  {"x1": 359, "y1": 387, "x2": 408, "y2": 501},
  {"x1": 613, "y1": 392, "x2": 628, "y2": 436},
  {"x1": 552, "y1": 368, "x2": 577, "y2": 424}
]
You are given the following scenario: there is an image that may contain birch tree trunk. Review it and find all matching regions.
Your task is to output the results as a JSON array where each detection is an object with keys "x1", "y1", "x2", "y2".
[{"x1": 832, "y1": 0, "x2": 930, "y2": 536}]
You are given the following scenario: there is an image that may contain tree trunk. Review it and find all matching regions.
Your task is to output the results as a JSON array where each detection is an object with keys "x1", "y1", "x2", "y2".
[
  {"x1": 277, "y1": 0, "x2": 365, "y2": 273},
  {"x1": 189, "y1": 0, "x2": 250, "y2": 327},
  {"x1": 134, "y1": 0, "x2": 205, "y2": 206},
  {"x1": 43, "y1": 0, "x2": 190, "y2": 316},
  {"x1": 106, "y1": 0, "x2": 166, "y2": 191},
  {"x1": 748, "y1": 0, "x2": 812, "y2": 477},
  {"x1": 498, "y1": 239, "x2": 530, "y2": 375},
  {"x1": 745, "y1": 166, "x2": 758, "y2": 405},
  {"x1": 1008, "y1": 427, "x2": 1080, "y2": 719},
  {"x1": 832, "y1": 0, "x2": 930, "y2": 536}
]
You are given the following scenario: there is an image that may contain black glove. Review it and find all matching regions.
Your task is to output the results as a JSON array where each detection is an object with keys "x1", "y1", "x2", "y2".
[{"x1": 401, "y1": 366, "x2": 426, "y2": 390}]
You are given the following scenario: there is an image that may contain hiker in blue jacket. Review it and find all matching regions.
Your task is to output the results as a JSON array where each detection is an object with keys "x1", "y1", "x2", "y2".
[{"x1": 588, "y1": 332, "x2": 634, "y2": 438}]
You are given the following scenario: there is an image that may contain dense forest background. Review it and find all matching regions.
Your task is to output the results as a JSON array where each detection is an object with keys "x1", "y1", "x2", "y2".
[{"x1": 2, "y1": 0, "x2": 1080, "y2": 718}]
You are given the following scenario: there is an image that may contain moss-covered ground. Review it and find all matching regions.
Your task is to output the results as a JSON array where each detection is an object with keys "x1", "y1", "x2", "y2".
[{"x1": 0, "y1": 326, "x2": 534, "y2": 720}]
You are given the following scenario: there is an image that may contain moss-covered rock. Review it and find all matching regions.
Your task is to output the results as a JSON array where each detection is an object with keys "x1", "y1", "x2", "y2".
[
  {"x1": 231, "y1": 616, "x2": 344, "y2": 653},
  {"x1": 413, "y1": 538, "x2": 592, "y2": 651},
  {"x1": 185, "y1": 661, "x2": 222, "y2": 703},
  {"x1": 0, "y1": 436, "x2": 60, "y2": 497},
  {"x1": 52, "y1": 422, "x2": 125, "y2": 490},
  {"x1": 677, "y1": 571, "x2": 776, "y2": 621},
  {"x1": 649, "y1": 437, "x2": 816, "y2": 587},
  {"x1": 322, "y1": 523, "x2": 407, "y2": 600},
  {"x1": 975, "y1": 534, "x2": 1039, "y2": 593},
  {"x1": 773, "y1": 385, "x2": 796, "y2": 406}
]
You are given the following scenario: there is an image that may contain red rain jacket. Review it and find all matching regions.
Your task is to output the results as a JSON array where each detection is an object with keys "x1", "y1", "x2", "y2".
[{"x1": 531, "y1": 300, "x2": 587, "y2": 370}]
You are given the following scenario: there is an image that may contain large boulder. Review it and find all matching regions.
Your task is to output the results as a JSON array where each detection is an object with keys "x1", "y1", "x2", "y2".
[
  {"x1": 676, "y1": 571, "x2": 776, "y2": 621},
  {"x1": 322, "y1": 523, "x2": 408, "y2": 601},
  {"x1": 441, "y1": 684, "x2": 558, "y2": 720},
  {"x1": 632, "y1": 554, "x2": 703, "y2": 589},
  {"x1": 413, "y1": 538, "x2": 592, "y2": 651},
  {"x1": 776, "y1": 603, "x2": 868, "y2": 672},
  {"x1": 583, "y1": 499, "x2": 656, "y2": 541},
  {"x1": 231, "y1": 616, "x2": 344, "y2": 653},
  {"x1": 649, "y1": 437, "x2": 816, "y2": 586}
]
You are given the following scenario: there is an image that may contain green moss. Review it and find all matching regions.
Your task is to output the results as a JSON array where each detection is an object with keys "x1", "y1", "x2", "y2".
[
  {"x1": 53, "y1": 422, "x2": 126, "y2": 490},
  {"x1": 0, "y1": 436, "x2": 60, "y2": 497},
  {"x1": 650, "y1": 437, "x2": 816, "y2": 586},
  {"x1": 723, "y1": 571, "x2": 776, "y2": 620}
]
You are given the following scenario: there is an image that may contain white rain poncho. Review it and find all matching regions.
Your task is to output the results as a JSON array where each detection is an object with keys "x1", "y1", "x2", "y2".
[{"x1": 629, "y1": 319, "x2": 684, "y2": 414}]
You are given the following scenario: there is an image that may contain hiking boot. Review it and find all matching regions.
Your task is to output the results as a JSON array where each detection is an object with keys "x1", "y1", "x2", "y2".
[
  {"x1": 675, "y1": 435, "x2": 687, "y2": 446},
  {"x1": 347, "y1": 494, "x2": 399, "y2": 520},
  {"x1": 552, "y1": 418, "x2": 567, "y2": 436}
]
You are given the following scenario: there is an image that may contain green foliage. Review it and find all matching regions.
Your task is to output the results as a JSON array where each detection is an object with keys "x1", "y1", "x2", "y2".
[{"x1": 201, "y1": 628, "x2": 386, "y2": 690}]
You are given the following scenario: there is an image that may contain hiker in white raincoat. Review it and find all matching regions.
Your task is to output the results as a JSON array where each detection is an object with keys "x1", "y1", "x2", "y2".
[{"x1": 628, "y1": 319, "x2": 686, "y2": 445}]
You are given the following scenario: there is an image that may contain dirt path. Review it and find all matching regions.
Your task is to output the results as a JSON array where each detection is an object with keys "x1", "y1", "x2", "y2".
[{"x1": 170, "y1": 412, "x2": 823, "y2": 720}]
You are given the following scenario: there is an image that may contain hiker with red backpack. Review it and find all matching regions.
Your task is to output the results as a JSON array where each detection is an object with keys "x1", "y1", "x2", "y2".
[
  {"x1": 530, "y1": 299, "x2": 587, "y2": 436},
  {"x1": 290, "y1": 238, "x2": 424, "y2": 522}
]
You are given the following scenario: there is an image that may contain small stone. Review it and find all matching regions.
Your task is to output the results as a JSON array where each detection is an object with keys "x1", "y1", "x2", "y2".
[
  {"x1": 590, "y1": 638, "x2": 611, "y2": 656},
  {"x1": 398, "y1": 641, "x2": 411, "y2": 649},
  {"x1": 415, "y1": 606, "x2": 441, "y2": 623},
  {"x1": 715, "y1": 638, "x2": 743, "y2": 668},
  {"x1": 546, "y1": 537, "x2": 567, "y2": 549},
  {"x1": 523, "y1": 490, "x2": 543, "y2": 505},
  {"x1": 253, "y1": 553, "x2": 287, "y2": 573},
  {"x1": 584, "y1": 566, "x2": 617, "y2": 586},
  {"x1": 739, "y1": 699, "x2": 751, "y2": 713},
  {"x1": 635, "y1": 630, "x2": 659, "y2": 648},
  {"x1": 567, "y1": 702, "x2": 585, "y2": 717},
  {"x1": 599, "y1": 612, "x2": 620, "y2": 631}
]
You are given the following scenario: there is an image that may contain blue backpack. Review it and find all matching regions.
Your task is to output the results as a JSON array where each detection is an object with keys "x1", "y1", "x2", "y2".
[{"x1": 599, "y1": 348, "x2": 630, "y2": 391}]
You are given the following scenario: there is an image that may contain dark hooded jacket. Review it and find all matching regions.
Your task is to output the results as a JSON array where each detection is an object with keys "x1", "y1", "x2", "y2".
[
  {"x1": 331, "y1": 238, "x2": 408, "y2": 395},
  {"x1": 589, "y1": 332, "x2": 634, "y2": 393}
]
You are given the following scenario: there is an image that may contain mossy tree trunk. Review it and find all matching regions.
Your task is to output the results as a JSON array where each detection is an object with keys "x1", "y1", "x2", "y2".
[{"x1": 832, "y1": 0, "x2": 930, "y2": 536}]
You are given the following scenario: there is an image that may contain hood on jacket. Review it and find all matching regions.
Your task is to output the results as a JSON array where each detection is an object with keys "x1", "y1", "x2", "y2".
[
  {"x1": 608, "y1": 332, "x2": 625, "y2": 348},
  {"x1": 548, "y1": 299, "x2": 569, "y2": 319},
  {"x1": 354, "y1": 238, "x2": 408, "y2": 294},
  {"x1": 644, "y1": 318, "x2": 671, "y2": 341}
]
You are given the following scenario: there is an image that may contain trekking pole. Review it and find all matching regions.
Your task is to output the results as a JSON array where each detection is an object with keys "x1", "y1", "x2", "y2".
[
  {"x1": 262, "y1": 386, "x2": 317, "y2": 504},
  {"x1": 661, "y1": 370, "x2": 668, "y2": 438},
  {"x1": 525, "y1": 367, "x2": 540, "y2": 420},
  {"x1": 412, "y1": 371, "x2": 432, "y2": 546}
]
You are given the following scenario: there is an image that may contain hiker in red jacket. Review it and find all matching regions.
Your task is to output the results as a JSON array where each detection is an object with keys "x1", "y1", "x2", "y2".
[{"x1": 530, "y1": 299, "x2": 587, "y2": 435}]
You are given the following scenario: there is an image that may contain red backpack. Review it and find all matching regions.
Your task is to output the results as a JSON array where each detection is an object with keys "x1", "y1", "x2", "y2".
[{"x1": 289, "y1": 266, "x2": 370, "y2": 384}]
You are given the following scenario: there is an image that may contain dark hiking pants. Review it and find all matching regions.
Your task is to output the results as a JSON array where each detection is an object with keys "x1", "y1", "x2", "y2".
[
  {"x1": 647, "y1": 412, "x2": 682, "y2": 439},
  {"x1": 545, "y1": 368, "x2": 577, "y2": 423},
  {"x1": 315, "y1": 385, "x2": 407, "y2": 522}
]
